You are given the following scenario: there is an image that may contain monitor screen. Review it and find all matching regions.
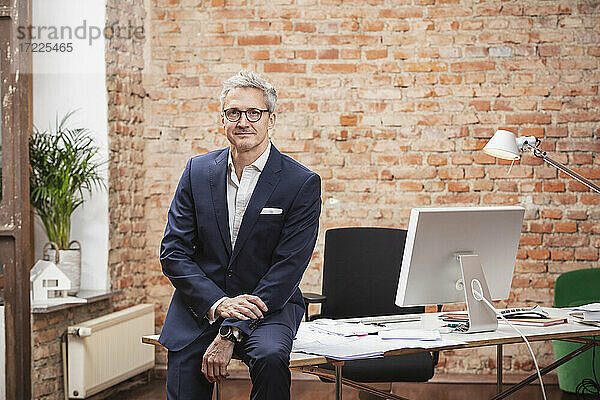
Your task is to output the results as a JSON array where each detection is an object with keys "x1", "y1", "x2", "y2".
[{"x1": 396, "y1": 206, "x2": 525, "y2": 307}]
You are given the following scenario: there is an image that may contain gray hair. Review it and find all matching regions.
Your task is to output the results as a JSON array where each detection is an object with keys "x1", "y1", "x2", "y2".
[{"x1": 219, "y1": 70, "x2": 277, "y2": 114}]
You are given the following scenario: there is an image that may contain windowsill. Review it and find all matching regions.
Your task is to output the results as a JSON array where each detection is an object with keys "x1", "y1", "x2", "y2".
[{"x1": 31, "y1": 289, "x2": 122, "y2": 314}]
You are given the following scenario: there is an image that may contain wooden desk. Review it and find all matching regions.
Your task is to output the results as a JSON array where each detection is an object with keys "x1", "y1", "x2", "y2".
[
  {"x1": 141, "y1": 334, "x2": 328, "y2": 368},
  {"x1": 143, "y1": 308, "x2": 600, "y2": 400}
]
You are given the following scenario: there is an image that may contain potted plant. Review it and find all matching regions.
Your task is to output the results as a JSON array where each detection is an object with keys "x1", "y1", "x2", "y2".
[{"x1": 29, "y1": 111, "x2": 106, "y2": 294}]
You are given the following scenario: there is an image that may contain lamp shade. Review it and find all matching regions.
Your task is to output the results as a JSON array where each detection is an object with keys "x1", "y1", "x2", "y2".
[{"x1": 483, "y1": 130, "x2": 521, "y2": 161}]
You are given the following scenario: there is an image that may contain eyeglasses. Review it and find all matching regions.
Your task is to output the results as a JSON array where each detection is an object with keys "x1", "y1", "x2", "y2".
[{"x1": 223, "y1": 108, "x2": 269, "y2": 123}]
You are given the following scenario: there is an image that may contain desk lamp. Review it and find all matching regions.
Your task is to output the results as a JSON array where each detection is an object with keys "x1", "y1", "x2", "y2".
[{"x1": 483, "y1": 129, "x2": 600, "y2": 194}]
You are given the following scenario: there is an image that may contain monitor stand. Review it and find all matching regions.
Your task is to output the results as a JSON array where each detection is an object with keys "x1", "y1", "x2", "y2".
[{"x1": 456, "y1": 253, "x2": 498, "y2": 333}]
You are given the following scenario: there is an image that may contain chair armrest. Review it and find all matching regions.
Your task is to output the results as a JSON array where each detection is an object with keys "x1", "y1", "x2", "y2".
[
  {"x1": 303, "y1": 292, "x2": 327, "y2": 304},
  {"x1": 303, "y1": 292, "x2": 327, "y2": 322}
]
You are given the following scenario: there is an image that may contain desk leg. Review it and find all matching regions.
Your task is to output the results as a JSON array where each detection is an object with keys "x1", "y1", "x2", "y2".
[
  {"x1": 491, "y1": 340, "x2": 596, "y2": 400},
  {"x1": 333, "y1": 362, "x2": 343, "y2": 400},
  {"x1": 497, "y1": 344, "x2": 503, "y2": 394}
]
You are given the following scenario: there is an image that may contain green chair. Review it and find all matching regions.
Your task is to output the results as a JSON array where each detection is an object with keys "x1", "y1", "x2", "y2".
[{"x1": 552, "y1": 268, "x2": 600, "y2": 393}]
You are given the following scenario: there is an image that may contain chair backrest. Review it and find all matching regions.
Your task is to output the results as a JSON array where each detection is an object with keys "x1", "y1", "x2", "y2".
[
  {"x1": 554, "y1": 268, "x2": 600, "y2": 308},
  {"x1": 320, "y1": 227, "x2": 424, "y2": 319}
]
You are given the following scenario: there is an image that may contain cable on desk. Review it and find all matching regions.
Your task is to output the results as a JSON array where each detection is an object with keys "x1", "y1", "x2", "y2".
[
  {"x1": 471, "y1": 282, "x2": 547, "y2": 400},
  {"x1": 576, "y1": 336, "x2": 599, "y2": 400}
]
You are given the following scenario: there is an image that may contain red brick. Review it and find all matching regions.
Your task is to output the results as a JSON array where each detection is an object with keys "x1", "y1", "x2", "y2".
[
  {"x1": 545, "y1": 235, "x2": 589, "y2": 247},
  {"x1": 512, "y1": 277, "x2": 531, "y2": 288},
  {"x1": 238, "y1": 35, "x2": 281, "y2": 46},
  {"x1": 524, "y1": 4, "x2": 572, "y2": 15},
  {"x1": 249, "y1": 50, "x2": 270, "y2": 60},
  {"x1": 546, "y1": 127, "x2": 568, "y2": 137},
  {"x1": 451, "y1": 155, "x2": 473, "y2": 165},
  {"x1": 450, "y1": 61, "x2": 495, "y2": 72},
  {"x1": 541, "y1": 209, "x2": 562, "y2": 219},
  {"x1": 340, "y1": 49, "x2": 361, "y2": 59},
  {"x1": 582, "y1": 194, "x2": 600, "y2": 205},
  {"x1": 363, "y1": 20, "x2": 385, "y2": 31},
  {"x1": 401, "y1": 154, "x2": 423, "y2": 165},
  {"x1": 297, "y1": 50, "x2": 316, "y2": 59},
  {"x1": 434, "y1": 193, "x2": 479, "y2": 204},
  {"x1": 528, "y1": 249, "x2": 550, "y2": 260},
  {"x1": 399, "y1": 181, "x2": 424, "y2": 192},
  {"x1": 318, "y1": 49, "x2": 339, "y2": 59},
  {"x1": 567, "y1": 210, "x2": 588, "y2": 220},
  {"x1": 378, "y1": 8, "x2": 423, "y2": 18},
  {"x1": 556, "y1": 112, "x2": 600, "y2": 123},
  {"x1": 504, "y1": 60, "x2": 546, "y2": 71},
  {"x1": 438, "y1": 167, "x2": 464, "y2": 180},
  {"x1": 543, "y1": 181, "x2": 565, "y2": 192},
  {"x1": 365, "y1": 49, "x2": 388, "y2": 60},
  {"x1": 529, "y1": 222, "x2": 553, "y2": 233},
  {"x1": 294, "y1": 22, "x2": 315, "y2": 33},
  {"x1": 516, "y1": 261, "x2": 546, "y2": 273},
  {"x1": 520, "y1": 234, "x2": 542, "y2": 246},
  {"x1": 551, "y1": 250, "x2": 574, "y2": 261},
  {"x1": 448, "y1": 181, "x2": 469, "y2": 192},
  {"x1": 440, "y1": 75, "x2": 462, "y2": 85},
  {"x1": 339, "y1": 115, "x2": 357, "y2": 126},
  {"x1": 483, "y1": 193, "x2": 519, "y2": 204},
  {"x1": 575, "y1": 249, "x2": 598, "y2": 261},
  {"x1": 532, "y1": 278, "x2": 555, "y2": 289},
  {"x1": 505, "y1": 113, "x2": 552, "y2": 125},
  {"x1": 427, "y1": 154, "x2": 447, "y2": 166},
  {"x1": 429, "y1": 6, "x2": 472, "y2": 18},
  {"x1": 312, "y1": 64, "x2": 356, "y2": 74},
  {"x1": 405, "y1": 62, "x2": 448, "y2": 72},
  {"x1": 263, "y1": 63, "x2": 306, "y2": 73}
]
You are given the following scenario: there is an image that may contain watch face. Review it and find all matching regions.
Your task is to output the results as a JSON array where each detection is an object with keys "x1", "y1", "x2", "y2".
[{"x1": 219, "y1": 326, "x2": 231, "y2": 337}]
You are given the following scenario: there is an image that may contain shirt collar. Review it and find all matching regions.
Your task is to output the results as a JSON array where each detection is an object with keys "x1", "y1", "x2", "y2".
[{"x1": 227, "y1": 142, "x2": 272, "y2": 173}]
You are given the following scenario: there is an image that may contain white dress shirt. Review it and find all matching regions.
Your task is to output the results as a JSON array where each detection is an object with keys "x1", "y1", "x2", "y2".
[
  {"x1": 206, "y1": 143, "x2": 272, "y2": 331},
  {"x1": 227, "y1": 142, "x2": 272, "y2": 248}
]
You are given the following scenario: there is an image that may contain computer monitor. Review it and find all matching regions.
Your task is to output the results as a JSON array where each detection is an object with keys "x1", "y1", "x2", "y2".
[{"x1": 395, "y1": 206, "x2": 525, "y2": 333}]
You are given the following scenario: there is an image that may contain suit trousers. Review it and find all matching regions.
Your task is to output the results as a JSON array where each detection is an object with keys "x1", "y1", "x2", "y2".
[{"x1": 166, "y1": 321, "x2": 294, "y2": 400}]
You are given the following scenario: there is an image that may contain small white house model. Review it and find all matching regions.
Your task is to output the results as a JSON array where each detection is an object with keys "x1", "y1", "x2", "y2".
[{"x1": 30, "y1": 260, "x2": 72, "y2": 301}]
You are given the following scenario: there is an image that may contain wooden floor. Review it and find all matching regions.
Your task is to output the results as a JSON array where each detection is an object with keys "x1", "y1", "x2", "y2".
[{"x1": 103, "y1": 371, "x2": 590, "y2": 400}]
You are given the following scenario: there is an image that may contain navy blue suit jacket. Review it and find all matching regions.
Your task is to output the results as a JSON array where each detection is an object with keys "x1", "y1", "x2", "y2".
[{"x1": 159, "y1": 145, "x2": 321, "y2": 351}]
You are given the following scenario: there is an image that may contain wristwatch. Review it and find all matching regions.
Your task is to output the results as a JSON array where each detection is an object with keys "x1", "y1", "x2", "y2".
[{"x1": 219, "y1": 325, "x2": 236, "y2": 342}]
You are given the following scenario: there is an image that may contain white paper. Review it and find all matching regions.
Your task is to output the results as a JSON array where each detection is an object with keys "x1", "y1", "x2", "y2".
[
  {"x1": 568, "y1": 303, "x2": 600, "y2": 312},
  {"x1": 293, "y1": 322, "x2": 466, "y2": 360},
  {"x1": 378, "y1": 329, "x2": 441, "y2": 341},
  {"x1": 310, "y1": 320, "x2": 381, "y2": 336}
]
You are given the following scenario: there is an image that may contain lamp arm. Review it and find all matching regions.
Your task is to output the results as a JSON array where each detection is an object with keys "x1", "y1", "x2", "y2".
[{"x1": 524, "y1": 143, "x2": 600, "y2": 194}]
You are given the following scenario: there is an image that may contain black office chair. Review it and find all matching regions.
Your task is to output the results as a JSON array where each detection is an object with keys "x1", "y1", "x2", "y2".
[{"x1": 303, "y1": 227, "x2": 436, "y2": 398}]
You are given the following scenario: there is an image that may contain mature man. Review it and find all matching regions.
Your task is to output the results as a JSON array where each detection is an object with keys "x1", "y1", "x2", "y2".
[{"x1": 159, "y1": 70, "x2": 321, "y2": 399}]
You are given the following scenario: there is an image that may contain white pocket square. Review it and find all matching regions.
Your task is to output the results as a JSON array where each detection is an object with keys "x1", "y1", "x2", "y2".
[{"x1": 260, "y1": 207, "x2": 283, "y2": 215}]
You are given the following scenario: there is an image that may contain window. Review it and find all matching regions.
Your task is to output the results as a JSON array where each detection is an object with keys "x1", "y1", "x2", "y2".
[
  {"x1": 48, "y1": 290, "x2": 63, "y2": 299},
  {"x1": 42, "y1": 280, "x2": 58, "y2": 288}
]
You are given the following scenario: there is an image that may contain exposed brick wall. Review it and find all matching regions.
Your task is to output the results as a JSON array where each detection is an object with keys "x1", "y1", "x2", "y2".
[
  {"x1": 105, "y1": 0, "x2": 175, "y2": 375},
  {"x1": 106, "y1": 0, "x2": 154, "y2": 313},
  {"x1": 140, "y1": 0, "x2": 600, "y2": 375},
  {"x1": 32, "y1": 301, "x2": 113, "y2": 400}
]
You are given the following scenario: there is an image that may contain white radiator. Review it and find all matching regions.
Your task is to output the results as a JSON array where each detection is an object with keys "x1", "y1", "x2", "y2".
[{"x1": 67, "y1": 304, "x2": 155, "y2": 399}]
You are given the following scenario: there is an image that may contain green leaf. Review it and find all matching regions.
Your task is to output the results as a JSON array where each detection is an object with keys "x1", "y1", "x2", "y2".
[{"x1": 29, "y1": 111, "x2": 107, "y2": 249}]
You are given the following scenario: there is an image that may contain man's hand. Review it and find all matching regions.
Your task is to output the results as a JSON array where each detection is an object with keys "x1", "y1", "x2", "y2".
[
  {"x1": 216, "y1": 294, "x2": 268, "y2": 320},
  {"x1": 201, "y1": 336, "x2": 235, "y2": 383}
]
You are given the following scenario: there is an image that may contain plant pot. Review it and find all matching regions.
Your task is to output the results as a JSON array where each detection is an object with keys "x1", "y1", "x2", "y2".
[{"x1": 43, "y1": 241, "x2": 81, "y2": 295}]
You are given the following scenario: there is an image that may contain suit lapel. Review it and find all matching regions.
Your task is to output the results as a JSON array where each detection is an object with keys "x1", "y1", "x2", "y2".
[
  {"x1": 209, "y1": 149, "x2": 232, "y2": 257},
  {"x1": 230, "y1": 146, "x2": 282, "y2": 265}
]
